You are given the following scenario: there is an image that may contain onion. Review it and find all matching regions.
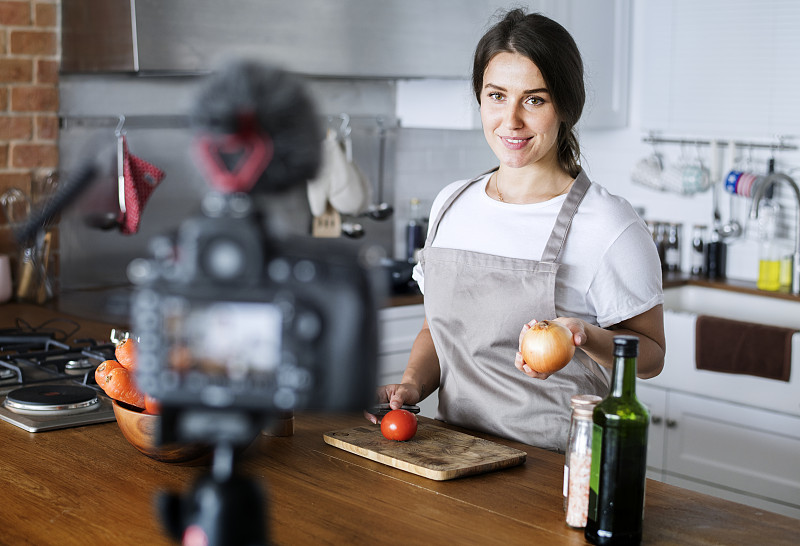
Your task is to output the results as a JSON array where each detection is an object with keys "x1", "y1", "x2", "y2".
[{"x1": 520, "y1": 320, "x2": 575, "y2": 374}]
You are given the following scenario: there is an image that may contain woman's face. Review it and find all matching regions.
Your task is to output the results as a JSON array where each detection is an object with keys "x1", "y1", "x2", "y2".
[{"x1": 479, "y1": 52, "x2": 561, "y2": 171}]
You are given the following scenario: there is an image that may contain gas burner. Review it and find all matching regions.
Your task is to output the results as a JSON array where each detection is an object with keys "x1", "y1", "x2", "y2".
[
  {"x1": 4, "y1": 385, "x2": 100, "y2": 416},
  {"x1": 64, "y1": 358, "x2": 94, "y2": 375},
  {"x1": 0, "y1": 368, "x2": 15, "y2": 381}
]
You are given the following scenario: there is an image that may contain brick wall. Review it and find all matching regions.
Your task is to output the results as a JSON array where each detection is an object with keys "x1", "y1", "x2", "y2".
[{"x1": 0, "y1": 0, "x2": 60, "y2": 297}]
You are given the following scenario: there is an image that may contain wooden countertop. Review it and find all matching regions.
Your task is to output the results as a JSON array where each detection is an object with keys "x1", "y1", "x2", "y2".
[
  {"x1": 1, "y1": 304, "x2": 798, "y2": 545},
  {"x1": 0, "y1": 411, "x2": 797, "y2": 545}
]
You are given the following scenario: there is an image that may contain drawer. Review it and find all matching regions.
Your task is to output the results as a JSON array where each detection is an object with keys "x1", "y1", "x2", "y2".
[{"x1": 378, "y1": 304, "x2": 424, "y2": 354}]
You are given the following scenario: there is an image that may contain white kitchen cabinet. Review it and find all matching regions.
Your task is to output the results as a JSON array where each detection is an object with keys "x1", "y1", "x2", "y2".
[
  {"x1": 664, "y1": 392, "x2": 800, "y2": 519},
  {"x1": 651, "y1": 287, "x2": 800, "y2": 519},
  {"x1": 636, "y1": 381, "x2": 800, "y2": 520},
  {"x1": 377, "y1": 304, "x2": 438, "y2": 418},
  {"x1": 560, "y1": 0, "x2": 632, "y2": 129},
  {"x1": 636, "y1": 382, "x2": 667, "y2": 481}
]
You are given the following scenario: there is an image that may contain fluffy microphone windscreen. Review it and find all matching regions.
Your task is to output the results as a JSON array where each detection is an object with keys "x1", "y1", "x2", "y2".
[{"x1": 190, "y1": 60, "x2": 322, "y2": 194}]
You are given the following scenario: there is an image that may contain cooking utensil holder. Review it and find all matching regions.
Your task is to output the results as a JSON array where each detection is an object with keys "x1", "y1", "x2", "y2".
[{"x1": 16, "y1": 230, "x2": 54, "y2": 304}]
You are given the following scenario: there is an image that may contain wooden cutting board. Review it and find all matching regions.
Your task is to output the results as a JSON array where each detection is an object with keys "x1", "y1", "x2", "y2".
[{"x1": 323, "y1": 423, "x2": 527, "y2": 481}]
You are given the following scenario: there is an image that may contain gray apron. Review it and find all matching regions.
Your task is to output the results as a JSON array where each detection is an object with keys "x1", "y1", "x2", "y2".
[{"x1": 418, "y1": 168, "x2": 608, "y2": 452}]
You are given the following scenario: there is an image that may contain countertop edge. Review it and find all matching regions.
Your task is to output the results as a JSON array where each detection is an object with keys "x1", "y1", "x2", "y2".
[{"x1": 663, "y1": 273, "x2": 800, "y2": 302}]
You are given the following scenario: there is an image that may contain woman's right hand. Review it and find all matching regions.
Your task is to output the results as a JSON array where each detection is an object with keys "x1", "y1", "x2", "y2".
[{"x1": 363, "y1": 383, "x2": 422, "y2": 424}]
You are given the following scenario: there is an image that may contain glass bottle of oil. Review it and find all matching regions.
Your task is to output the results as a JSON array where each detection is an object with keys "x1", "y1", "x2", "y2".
[{"x1": 585, "y1": 336, "x2": 649, "y2": 545}]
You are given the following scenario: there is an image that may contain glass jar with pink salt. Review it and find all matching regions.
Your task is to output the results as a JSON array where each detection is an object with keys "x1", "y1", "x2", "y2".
[{"x1": 564, "y1": 394, "x2": 602, "y2": 528}]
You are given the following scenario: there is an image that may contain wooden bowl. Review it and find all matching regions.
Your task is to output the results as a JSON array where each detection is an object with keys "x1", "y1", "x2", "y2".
[{"x1": 112, "y1": 400, "x2": 213, "y2": 463}]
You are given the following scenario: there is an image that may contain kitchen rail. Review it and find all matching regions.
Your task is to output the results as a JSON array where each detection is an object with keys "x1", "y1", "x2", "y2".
[{"x1": 0, "y1": 304, "x2": 797, "y2": 545}]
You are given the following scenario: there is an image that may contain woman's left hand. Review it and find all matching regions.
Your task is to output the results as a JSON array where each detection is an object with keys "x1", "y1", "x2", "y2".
[{"x1": 514, "y1": 317, "x2": 586, "y2": 380}]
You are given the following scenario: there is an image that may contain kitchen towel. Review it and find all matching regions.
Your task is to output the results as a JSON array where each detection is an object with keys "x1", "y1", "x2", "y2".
[
  {"x1": 120, "y1": 136, "x2": 165, "y2": 235},
  {"x1": 306, "y1": 129, "x2": 370, "y2": 218},
  {"x1": 695, "y1": 315, "x2": 794, "y2": 382}
]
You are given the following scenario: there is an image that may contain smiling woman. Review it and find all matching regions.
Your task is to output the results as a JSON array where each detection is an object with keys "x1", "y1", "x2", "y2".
[
  {"x1": 479, "y1": 52, "x2": 565, "y2": 190},
  {"x1": 368, "y1": 8, "x2": 665, "y2": 456}
]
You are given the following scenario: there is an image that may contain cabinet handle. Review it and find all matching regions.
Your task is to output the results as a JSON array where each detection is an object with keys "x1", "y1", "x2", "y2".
[
  {"x1": 651, "y1": 416, "x2": 663, "y2": 425},
  {"x1": 666, "y1": 419, "x2": 678, "y2": 428}
]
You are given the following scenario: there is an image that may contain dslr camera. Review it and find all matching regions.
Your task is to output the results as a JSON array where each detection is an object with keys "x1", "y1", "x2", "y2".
[
  {"x1": 129, "y1": 191, "x2": 380, "y2": 446},
  {"x1": 125, "y1": 60, "x2": 382, "y2": 545}
]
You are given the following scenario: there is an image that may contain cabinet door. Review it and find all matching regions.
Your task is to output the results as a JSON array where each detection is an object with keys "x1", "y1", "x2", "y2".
[
  {"x1": 665, "y1": 391, "x2": 800, "y2": 515},
  {"x1": 378, "y1": 305, "x2": 425, "y2": 354},
  {"x1": 561, "y1": 0, "x2": 632, "y2": 128},
  {"x1": 636, "y1": 382, "x2": 667, "y2": 481}
]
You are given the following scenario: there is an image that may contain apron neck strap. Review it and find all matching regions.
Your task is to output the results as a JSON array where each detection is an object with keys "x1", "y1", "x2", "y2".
[
  {"x1": 424, "y1": 167, "x2": 591, "y2": 262},
  {"x1": 540, "y1": 169, "x2": 591, "y2": 263},
  {"x1": 424, "y1": 167, "x2": 498, "y2": 246}
]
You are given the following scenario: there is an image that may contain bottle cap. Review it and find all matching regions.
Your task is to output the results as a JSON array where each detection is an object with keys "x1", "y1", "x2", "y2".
[
  {"x1": 613, "y1": 335, "x2": 639, "y2": 357},
  {"x1": 569, "y1": 394, "x2": 602, "y2": 408},
  {"x1": 570, "y1": 394, "x2": 602, "y2": 418}
]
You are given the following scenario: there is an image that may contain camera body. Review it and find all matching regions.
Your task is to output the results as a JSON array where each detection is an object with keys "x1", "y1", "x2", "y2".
[{"x1": 130, "y1": 191, "x2": 380, "y2": 446}]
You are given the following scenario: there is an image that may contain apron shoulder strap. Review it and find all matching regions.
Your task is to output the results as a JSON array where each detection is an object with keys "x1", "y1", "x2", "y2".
[
  {"x1": 540, "y1": 169, "x2": 591, "y2": 263},
  {"x1": 424, "y1": 167, "x2": 498, "y2": 246}
]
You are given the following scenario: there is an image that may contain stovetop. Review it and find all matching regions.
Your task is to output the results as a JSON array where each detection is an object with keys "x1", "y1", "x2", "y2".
[{"x1": 0, "y1": 321, "x2": 118, "y2": 432}]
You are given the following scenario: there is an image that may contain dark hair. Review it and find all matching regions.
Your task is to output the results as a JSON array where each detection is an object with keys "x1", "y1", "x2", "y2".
[{"x1": 472, "y1": 9, "x2": 584, "y2": 178}]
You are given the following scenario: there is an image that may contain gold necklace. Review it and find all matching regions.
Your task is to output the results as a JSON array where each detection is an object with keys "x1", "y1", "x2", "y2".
[
  {"x1": 495, "y1": 171, "x2": 573, "y2": 203},
  {"x1": 495, "y1": 172, "x2": 505, "y2": 202}
]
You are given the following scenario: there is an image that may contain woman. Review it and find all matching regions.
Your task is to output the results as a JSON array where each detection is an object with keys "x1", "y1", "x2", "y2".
[{"x1": 369, "y1": 9, "x2": 665, "y2": 451}]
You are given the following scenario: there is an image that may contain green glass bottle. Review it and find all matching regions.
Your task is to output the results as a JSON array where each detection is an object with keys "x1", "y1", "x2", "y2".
[{"x1": 585, "y1": 335, "x2": 649, "y2": 545}]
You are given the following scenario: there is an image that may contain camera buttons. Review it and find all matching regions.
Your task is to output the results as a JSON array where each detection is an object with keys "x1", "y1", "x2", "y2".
[
  {"x1": 293, "y1": 260, "x2": 317, "y2": 282},
  {"x1": 267, "y1": 258, "x2": 292, "y2": 282},
  {"x1": 295, "y1": 311, "x2": 322, "y2": 340}
]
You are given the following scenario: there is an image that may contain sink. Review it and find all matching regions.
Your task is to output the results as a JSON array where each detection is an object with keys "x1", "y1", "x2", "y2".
[{"x1": 655, "y1": 285, "x2": 800, "y2": 417}]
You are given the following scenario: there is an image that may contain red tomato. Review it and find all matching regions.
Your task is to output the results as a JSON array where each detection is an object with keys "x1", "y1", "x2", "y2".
[{"x1": 380, "y1": 409, "x2": 418, "y2": 441}]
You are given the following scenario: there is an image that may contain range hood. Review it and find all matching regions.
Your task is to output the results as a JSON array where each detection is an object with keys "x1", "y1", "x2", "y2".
[{"x1": 61, "y1": 0, "x2": 493, "y2": 78}]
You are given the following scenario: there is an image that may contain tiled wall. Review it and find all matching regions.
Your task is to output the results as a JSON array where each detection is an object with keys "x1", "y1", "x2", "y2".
[
  {"x1": 392, "y1": 128, "x2": 495, "y2": 259},
  {"x1": 0, "y1": 0, "x2": 60, "y2": 294}
]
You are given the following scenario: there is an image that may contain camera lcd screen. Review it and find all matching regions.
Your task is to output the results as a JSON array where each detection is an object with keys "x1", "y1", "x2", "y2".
[{"x1": 163, "y1": 298, "x2": 283, "y2": 385}]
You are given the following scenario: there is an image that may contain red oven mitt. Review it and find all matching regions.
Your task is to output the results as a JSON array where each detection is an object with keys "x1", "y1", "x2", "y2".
[{"x1": 120, "y1": 136, "x2": 165, "y2": 235}]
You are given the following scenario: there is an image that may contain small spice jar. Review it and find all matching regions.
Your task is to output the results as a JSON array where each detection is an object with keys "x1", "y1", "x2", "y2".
[
  {"x1": 690, "y1": 224, "x2": 707, "y2": 276},
  {"x1": 564, "y1": 394, "x2": 602, "y2": 528},
  {"x1": 664, "y1": 222, "x2": 682, "y2": 272}
]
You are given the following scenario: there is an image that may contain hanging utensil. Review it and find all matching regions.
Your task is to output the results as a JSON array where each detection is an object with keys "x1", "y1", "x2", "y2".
[
  {"x1": 1, "y1": 188, "x2": 31, "y2": 229},
  {"x1": 361, "y1": 118, "x2": 393, "y2": 221},
  {"x1": 327, "y1": 114, "x2": 370, "y2": 216},
  {"x1": 31, "y1": 169, "x2": 59, "y2": 206},
  {"x1": 81, "y1": 117, "x2": 127, "y2": 231},
  {"x1": 341, "y1": 221, "x2": 365, "y2": 238},
  {"x1": 719, "y1": 140, "x2": 742, "y2": 240},
  {"x1": 116, "y1": 115, "x2": 127, "y2": 221},
  {"x1": 710, "y1": 139, "x2": 722, "y2": 228}
]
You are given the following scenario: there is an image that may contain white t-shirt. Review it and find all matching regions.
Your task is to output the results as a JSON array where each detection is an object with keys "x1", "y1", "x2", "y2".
[{"x1": 413, "y1": 173, "x2": 663, "y2": 328}]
